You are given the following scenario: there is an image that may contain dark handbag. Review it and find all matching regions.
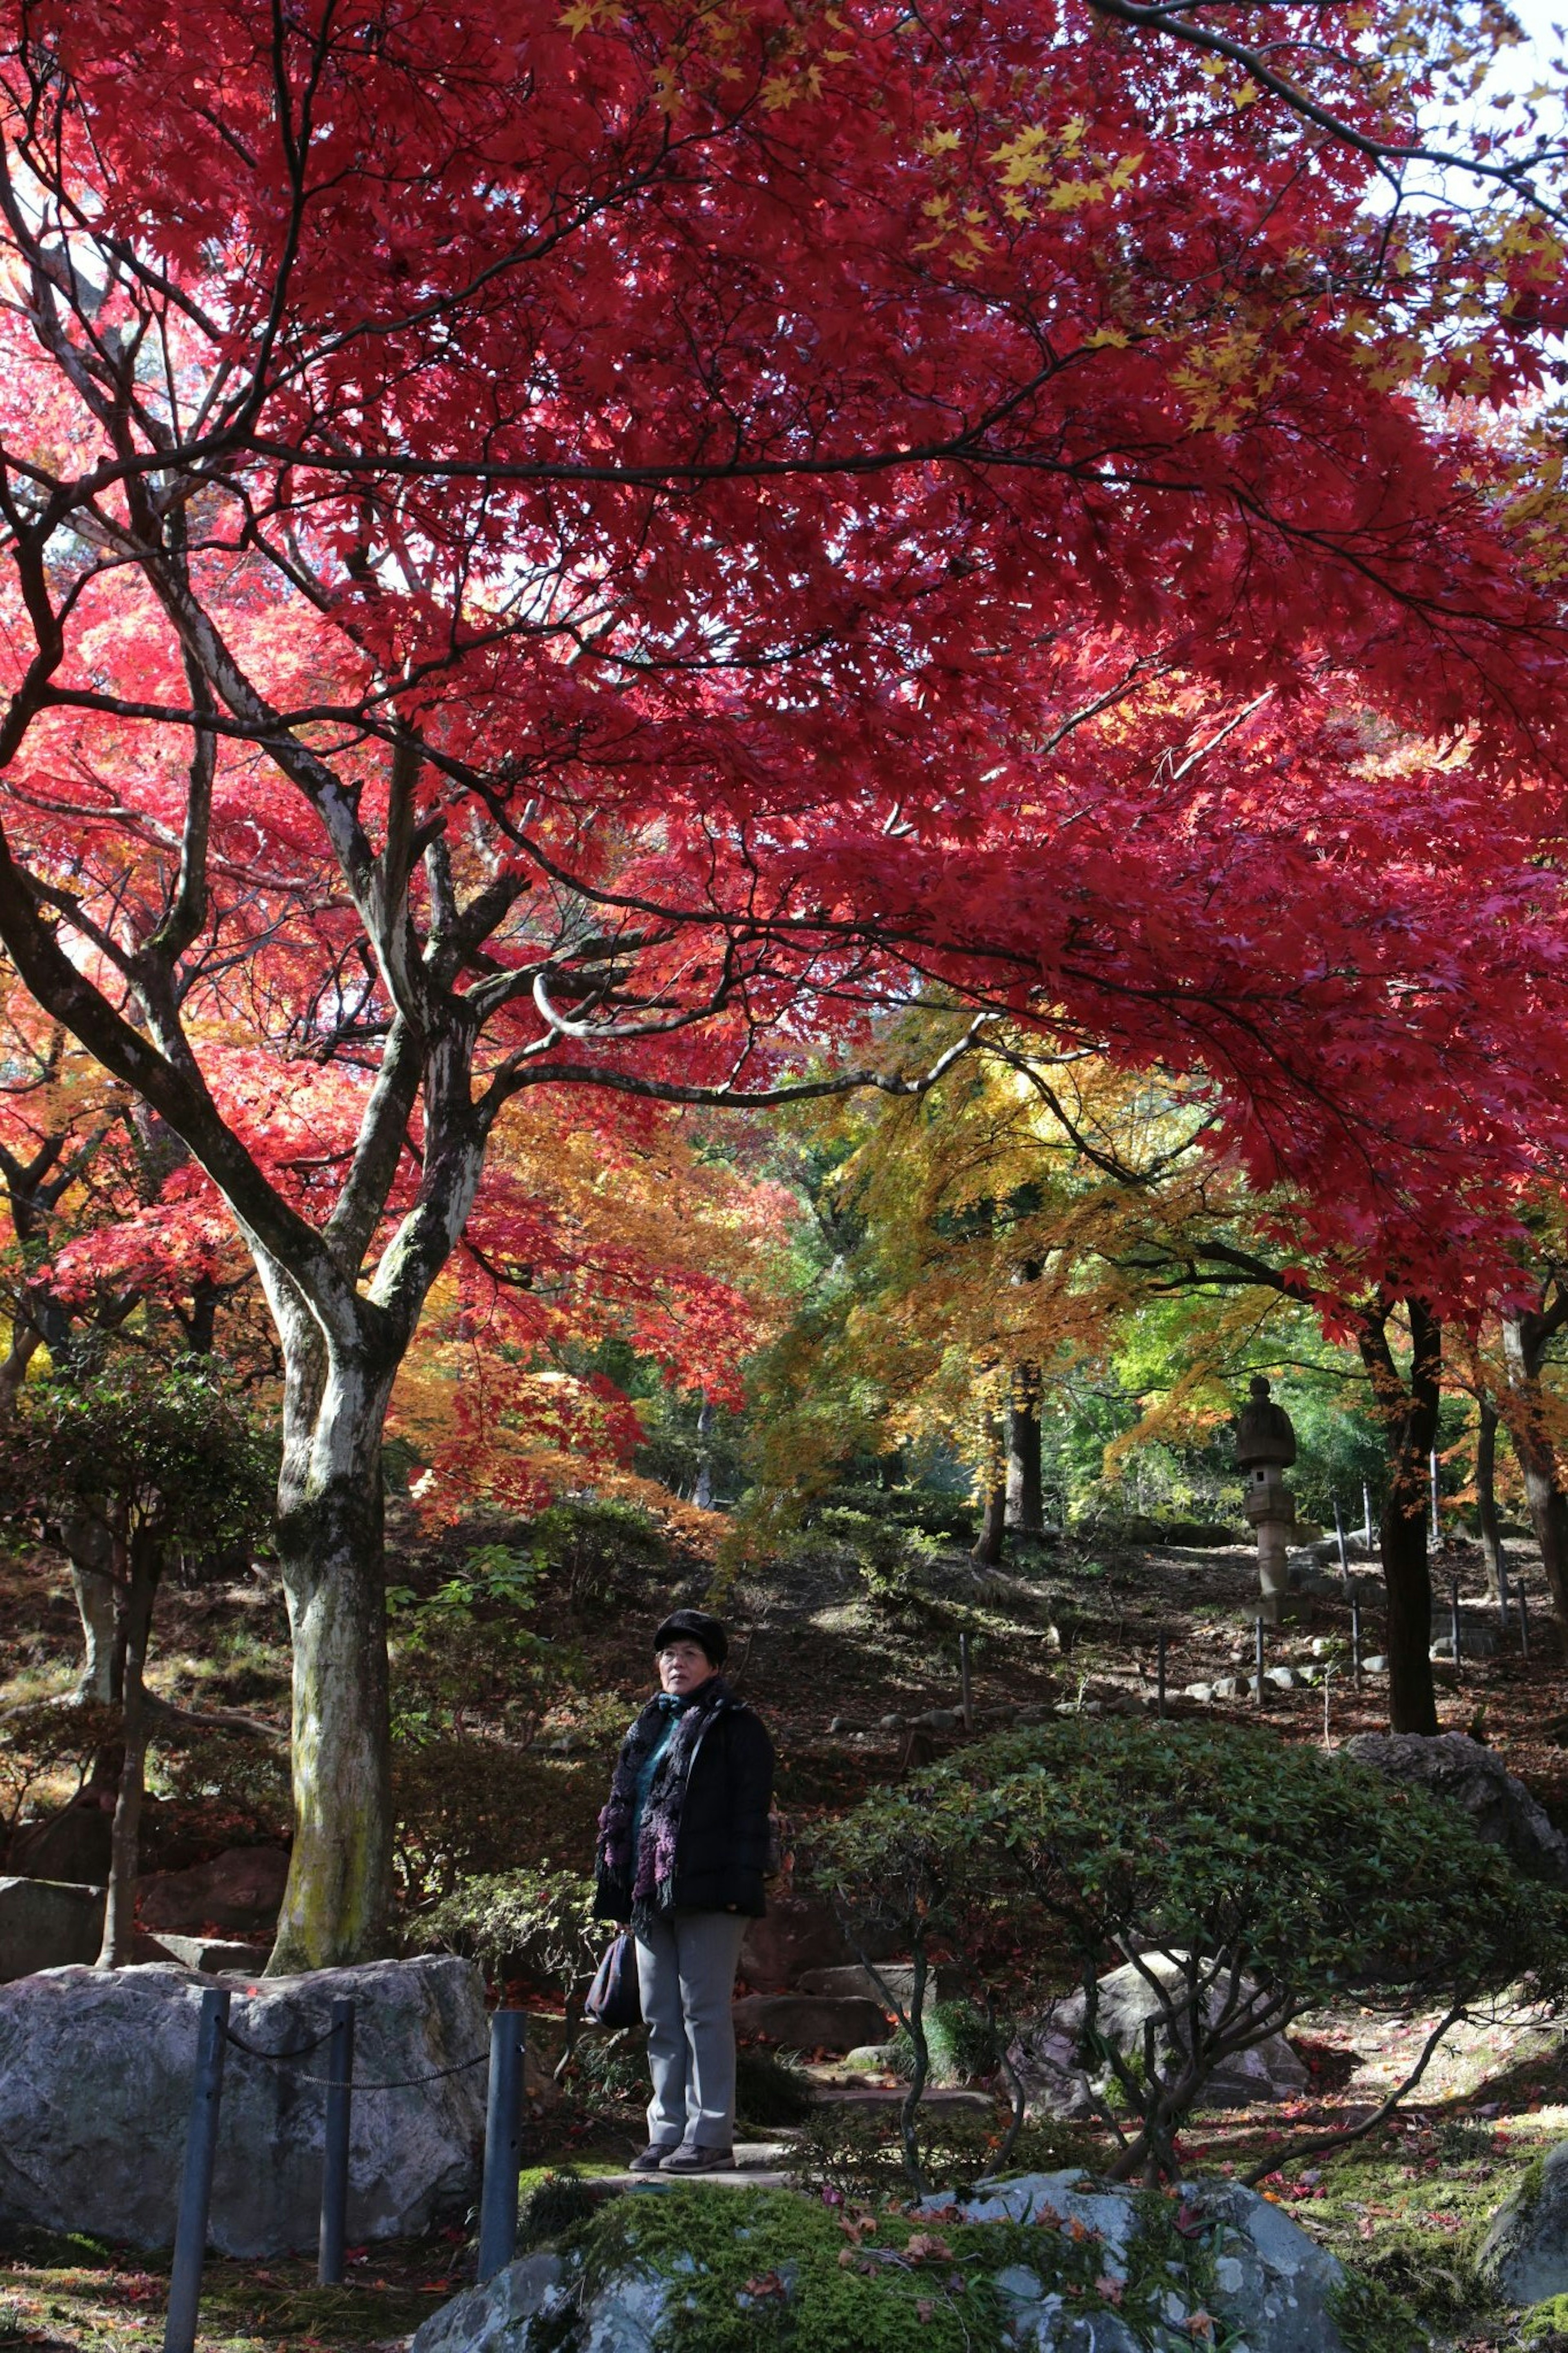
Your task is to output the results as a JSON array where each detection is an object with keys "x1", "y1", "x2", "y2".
[{"x1": 584, "y1": 1929, "x2": 642, "y2": 2029}]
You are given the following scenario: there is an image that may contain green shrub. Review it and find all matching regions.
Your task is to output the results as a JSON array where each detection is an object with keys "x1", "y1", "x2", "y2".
[
  {"x1": 735, "y1": 2045, "x2": 817, "y2": 2128},
  {"x1": 786, "y1": 2094, "x2": 1098, "y2": 2203},
  {"x1": 816, "y1": 1721, "x2": 1568, "y2": 2188},
  {"x1": 890, "y1": 1999, "x2": 1001, "y2": 2087},
  {"x1": 813, "y1": 1508, "x2": 932, "y2": 1606},
  {"x1": 530, "y1": 1498, "x2": 668, "y2": 1608},
  {"x1": 1524, "y1": 2292, "x2": 1568, "y2": 2346},
  {"x1": 517, "y1": 2168, "x2": 601, "y2": 2253},
  {"x1": 1328, "y1": 2269, "x2": 1431, "y2": 2353},
  {"x1": 573, "y1": 2025, "x2": 650, "y2": 2108},
  {"x1": 416, "y1": 1865, "x2": 599, "y2": 1995},
  {"x1": 814, "y1": 1485, "x2": 976, "y2": 1544}
]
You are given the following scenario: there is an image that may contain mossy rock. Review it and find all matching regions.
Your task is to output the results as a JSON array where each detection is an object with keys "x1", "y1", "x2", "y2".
[{"x1": 411, "y1": 2170, "x2": 1357, "y2": 2353}]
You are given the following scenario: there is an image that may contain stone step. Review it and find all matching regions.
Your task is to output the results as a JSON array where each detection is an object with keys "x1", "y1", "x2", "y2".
[
  {"x1": 812, "y1": 2082, "x2": 995, "y2": 2110},
  {"x1": 596, "y1": 2143, "x2": 796, "y2": 2192},
  {"x1": 145, "y1": 1932, "x2": 273, "y2": 1976},
  {"x1": 732, "y1": 1992, "x2": 889, "y2": 2051},
  {"x1": 794, "y1": 1962, "x2": 967, "y2": 2010}
]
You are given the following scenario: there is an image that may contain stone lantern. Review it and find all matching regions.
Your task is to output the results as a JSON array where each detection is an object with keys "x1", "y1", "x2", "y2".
[{"x1": 1236, "y1": 1375, "x2": 1297, "y2": 1625}]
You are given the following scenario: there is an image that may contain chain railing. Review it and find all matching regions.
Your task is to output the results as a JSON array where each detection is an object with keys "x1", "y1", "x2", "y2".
[{"x1": 161, "y1": 1987, "x2": 526, "y2": 2353}]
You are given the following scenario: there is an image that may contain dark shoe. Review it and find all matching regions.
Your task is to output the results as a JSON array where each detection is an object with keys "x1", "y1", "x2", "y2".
[
  {"x1": 629, "y1": 2142, "x2": 680, "y2": 2172},
  {"x1": 659, "y1": 2141, "x2": 735, "y2": 2174}
]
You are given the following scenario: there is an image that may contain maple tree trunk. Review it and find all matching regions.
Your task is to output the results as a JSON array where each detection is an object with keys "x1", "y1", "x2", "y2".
[
  {"x1": 1475, "y1": 1402, "x2": 1506, "y2": 1604},
  {"x1": 693, "y1": 1394, "x2": 715, "y2": 1511},
  {"x1": 97, "y1": 1529, "x2": 159, "y2": 1969},
  {"x1": 61, "y1": 1516, "x2": 120, "y2": 1705},
  {"x1": 1006, "y1": 1382, "x2": 1045, "y2": 1534},
  {"x1": 1359, "y1": 1300, "x2": 1441, "y2": 1738},
  {"x1": 1501, "y1": 1314, "x2": 1568, "y2": 1634},
  {"x1": 268, "y1": 1341, "x2": 398, "y2": 1974},
  {"x1": 972, "y1": 1480, "x2": 1007, "y2": 1567}
]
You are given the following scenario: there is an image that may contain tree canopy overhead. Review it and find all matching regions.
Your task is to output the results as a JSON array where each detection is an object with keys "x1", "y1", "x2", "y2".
[{"x1": 2, "y1": 0, "x2": 1568, "y2": 1958}]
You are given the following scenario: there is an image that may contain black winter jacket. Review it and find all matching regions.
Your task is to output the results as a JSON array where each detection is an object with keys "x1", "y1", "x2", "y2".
[{"x1": 593, "y1": 1692, "x2": 774, "y2": 1922}]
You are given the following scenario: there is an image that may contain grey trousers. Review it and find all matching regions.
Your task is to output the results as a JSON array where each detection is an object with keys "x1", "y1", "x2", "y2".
[{"x1": 635, "y1": 1909, "x2": 750, "y2": 2148}]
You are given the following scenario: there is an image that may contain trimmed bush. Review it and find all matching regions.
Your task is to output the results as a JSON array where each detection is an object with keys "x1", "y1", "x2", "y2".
[{"x1": 817, "y1": 1721, "x2": 1568, "y2": 2186}]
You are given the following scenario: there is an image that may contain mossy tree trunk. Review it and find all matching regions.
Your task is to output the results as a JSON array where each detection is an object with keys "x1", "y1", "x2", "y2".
[
  {"x1": 96, "y1": 1524, "x2": 162, "y2": 1969},
  {"x1": 264, "y1": 1304, "x2": 406, "y2": 1974}
]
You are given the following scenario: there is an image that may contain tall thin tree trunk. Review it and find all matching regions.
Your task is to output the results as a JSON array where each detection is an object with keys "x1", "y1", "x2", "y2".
[
  {"x1": 268, "y1": 1341, "x2": 397, "y2": 1974},
  {"x1": 1475, "y1": 1401, "x2": 1506, "y2": 1604},
  {"x1": 97, "y1": 1528, "x2": 160, "y2": 1968},
  {"x1": 1006, "y1": 1382, "x2": 1044, "y2": 1534},
  {"x1": 692, "y1": 1394, "x2": 714, "y2": 1510},
  {"x1": 1359, "y1": 1299, "x2": 1441, "y2": 1737}
]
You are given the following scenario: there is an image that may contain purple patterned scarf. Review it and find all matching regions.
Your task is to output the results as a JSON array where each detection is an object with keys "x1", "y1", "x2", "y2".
[{"x1": 598, "y1": 1676, "x2": 731, "y2": 1929}]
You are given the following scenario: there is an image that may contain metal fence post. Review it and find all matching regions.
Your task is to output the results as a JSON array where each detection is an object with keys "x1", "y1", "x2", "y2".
[
  {"x1": 1450, "y1": 1579, "x2": 1463, "y2": 1678},
  {"x1": 1519, "y1": 1586, "x2": 1532, "y2": 1661},
  {"x1": 1351, "y1": 1592, "x2": 1362, "y2": 1686},
  {"x1": 317, "y1": 1998, "x2": 356, "y2": 2287},
  {"x1": 163, "y1": 1985, "x2": 231, "y2": 2353},
  {"x1": 478, "y1": 2010, "x2": 526, "y2": 2283},
  {"x1": 1254, "y1": 1616, "x2": 1265, "y2": 1706}
]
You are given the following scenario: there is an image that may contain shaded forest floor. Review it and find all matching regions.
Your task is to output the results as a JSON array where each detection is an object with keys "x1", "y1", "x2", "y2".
[{"x1": 3, "y1": 1514, "x2": 1568, "y2": 2350}]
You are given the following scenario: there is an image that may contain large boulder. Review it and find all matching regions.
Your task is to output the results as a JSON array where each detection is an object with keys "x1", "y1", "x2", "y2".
[
  {"x1": 1344, "y1": 1731, "x2": 1568, "y2": 1887},
  {"x1": 1011, "y1": 1953, "x2": 1308, "y2": 2118},
  {"x1": 136, "y1": 1846, "x2": 290, "y2": 1936},
  {"x1": 0, "y1": 1955, "x2": 486, "y2": 2256},
  {"x1": 730, "y1": 1991, "x2": 889, "y2": 2051},
  {"x1": 737, "y1": 1892, "x2": 853, "y2": 1991},
  {"x1": 8, "y1": 1795, "x2": 114, "y2": 1885},
  {"x1": 409, "y1": 2170, "x2": 1351, "y2": 2353},
  {"x1": 1479, "y1": 2139, "x2": 1568, "y2": 2304},
  {"x1": 0, "y1": 1878, "x2": 105, "y2": 1982}
]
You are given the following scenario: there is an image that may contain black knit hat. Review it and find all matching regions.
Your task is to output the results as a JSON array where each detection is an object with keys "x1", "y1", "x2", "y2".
[{"x1": 653, "y1": 1608, "x2": 728, "y2": 1666}]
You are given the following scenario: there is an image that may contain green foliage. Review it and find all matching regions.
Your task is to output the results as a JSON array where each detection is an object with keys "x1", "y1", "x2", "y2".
[
  {"x1": 390, "y1": 1542, "x2": 576, "y2": 1751},
  {"x1": 416, "y1": 1865, "x2": 599, "y2": 1994},
  {"x1": 1327, "y1": 2269, "x2": 1431, "y2": 2353},
  {"x1": 0, "y1": 1700, "x2": 117, "y2": 1843},
  {"x1": 572, "y1": 2026, "x2": 649, "y2": 2108},
  {"x1": 1523, "y1": 2292, "x2": 1568, "y2": 2345},
  {"x1": 817, "y1": 1721, "x2": 1568, "y2": 2179},
  {"x1": 517, "y1": 2168, "x2": 602, "y2": 2254},
  {"x1": 392, "y1": 1743, "x2": 606, "y2": 1910},
  {"x1": 734, "y1": 2045, "x2": 817, "y2": 2128},
  {"x1": 0, "y1": 1354, "x2": 276, "y2": 1553},
  {"x1": 146, "y1": 1723, "x2": 291, "y2": 1844},
  {"x1": 889, "y1": 2000, "x2": 1001, "y2": 2087},
  {"x1": 530, "y1": 1498, "x2": 669, "y2": 1608},
  {"x1": 812, "y1": 1485, "x2": 976, "y2": 1545},
  {"x1": 812, "y1": 1508, "x2": 934, "y2": 1606},
  {"x1": 786, "y1": 2100, "x2": 1098, "y2": 2202},
  {"x1": 1346, "y1": 2224, "x2": 1483, "y2": 2339}
]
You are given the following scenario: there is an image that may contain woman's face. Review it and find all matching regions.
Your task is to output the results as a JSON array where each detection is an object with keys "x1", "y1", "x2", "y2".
[{"x1": 657, "y1": 1638, "x2": 716, "y2": 1697}]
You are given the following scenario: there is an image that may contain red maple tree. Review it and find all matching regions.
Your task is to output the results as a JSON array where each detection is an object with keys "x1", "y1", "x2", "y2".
[{"x1": 0, "y1": 0, "x2": 1565, "y2": 1956}]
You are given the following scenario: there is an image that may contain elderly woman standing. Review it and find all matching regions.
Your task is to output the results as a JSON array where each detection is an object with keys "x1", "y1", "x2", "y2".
[{"x1": 593, "y1": 1608, "x2": 774, "y2": 2174}]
